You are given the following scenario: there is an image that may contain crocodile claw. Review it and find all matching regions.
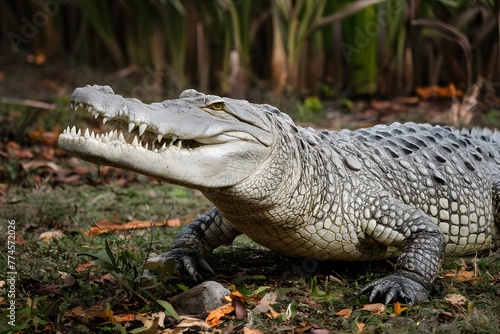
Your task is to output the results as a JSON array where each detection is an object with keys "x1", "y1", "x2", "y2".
[
  {"x1": 145, "y1": 248, "x2": 215, "y2": 282},
  {"x1": 361, "y1": 271, "x2": 430, "y2": 305}
]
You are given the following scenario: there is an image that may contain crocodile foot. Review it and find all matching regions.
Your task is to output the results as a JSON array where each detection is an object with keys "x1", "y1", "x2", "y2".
[
  {"x1": 361, "y1": 270, "x2": 430, "y2": 305},
  {"x1": 145, "y1": 248, "x2": 214, "y2": 282}
]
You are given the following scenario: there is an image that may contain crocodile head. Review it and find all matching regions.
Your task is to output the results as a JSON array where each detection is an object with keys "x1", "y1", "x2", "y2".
[{"x1": 58, "y1": 85, "x2": 275, "y2": 188}]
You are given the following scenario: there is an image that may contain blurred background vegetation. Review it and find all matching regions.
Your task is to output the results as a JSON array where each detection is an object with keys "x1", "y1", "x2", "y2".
[{"x1": 1, "y1": 0, "x2": 499, "y2": 102}]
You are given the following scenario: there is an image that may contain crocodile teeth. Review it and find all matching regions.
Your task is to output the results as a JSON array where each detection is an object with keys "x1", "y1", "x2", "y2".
[
  {"x1": 132, "y1": 136, "x2": 139, "y2": 146},
  {"x1": 71, "y1": 126, "x2": 77, "y2": 134},
  {"x1": 175, "y1": 140, "x2": 182, "y2": 149},
  {"x1": 128, "y1": 122, "x2": 135, "y2": 132},
  {"x1": 102, "y1": 117, "x2": 108, "y2": 124},
  {"x1": 118, "y1": 132, "x2": 125, "y2": 142},
  {"x1": 157, "y1": 134, "x2": 163, "y2": 142},
  {"x1": 93, "y1": 112, "x2": 99, "y2": 119},
  {"x1": 84, "y1": 129, "x2": 90, "y2": 138},
  {"x1": 70, "y1": 102, "x2": 74, "y2": 110},
  {"x1": 138, "y1": 123, "x2": 147, "y2": 136}
]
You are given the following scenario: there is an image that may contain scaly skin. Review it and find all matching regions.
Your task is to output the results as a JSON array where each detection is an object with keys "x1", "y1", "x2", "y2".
[{"x1": 59, "y1": 86, "x2": 500, "y2": 304}]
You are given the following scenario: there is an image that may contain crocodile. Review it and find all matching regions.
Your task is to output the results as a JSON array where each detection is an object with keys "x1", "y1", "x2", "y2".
[{"x1": 58, "y1": 85, "x2": 500, "y2": 304}]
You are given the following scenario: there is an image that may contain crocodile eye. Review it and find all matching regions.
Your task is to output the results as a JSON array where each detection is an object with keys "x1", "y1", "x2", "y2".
[{"x1": 208, "y1": 102, "x2": 224, "y2": 111}]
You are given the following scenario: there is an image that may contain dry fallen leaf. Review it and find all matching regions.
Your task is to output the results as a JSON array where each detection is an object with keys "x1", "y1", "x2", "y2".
[
  {"x1": 28, "y1": 127, "x2": 59, "y2": 146},
  {"x1": 355, "y1": 322, "x2": 366, "y2": 333},
  {"x1": 151, "y1": 312, "x2": 166, "y2": 328},
  {"x1": 6, "y1": 141, "x2": 34, "y2": 159},
  {"x1": 392, "y1": 302, "x2": 409, "y2": 316},
  {"x1": 85, "y1": 218, "x2": 191, "y2": 236},
  {"x1": 442, "y1": 270, "x2": 479, "y2": 283},
  {"x1": 100, "y1": 273, "x2": 113, "y2": 282},
  {"x1": 335, "y1": 308, "x2": 353, "y2": 319},
  {"x1": 361, "y1": 303, "x2": 386, "y2": 315},
  {"x1": 175, "y1": 316, "x2": 210, "y2": 329},
  {"x1": 113, "y1": 314, "x2": 135, "y2": 322},
  {"x1": 444, "y1": 294, "x2": 469, "y2": 306},
  {"x1": 265, "y1": 307, "x2": 282, "y2": 319},
  {"x1": 135, "y1": 312, "x2": 163, "y2": 331},
  {"x1": 35, "y1": 284, "x2": 61, "y2": 295},
  {"x1": 65, "y1": 306, "x2": 86, "y2": 318},
  {"x1": 64, "y1": 304, "x2": 114, "y2": 323},
  {"x1": 39, "y1": 230, "x2": 64, "y2": 242},
  {"x1": 87, "y1": 304, "x2": 115, "y2": 322},
  {"x1": 75, "y1": 260, "x2": 99, "y2": 272},
  {"x1": 87, "y1": 227, "x2": 110, "y2": 236},
  {"x1": 295, "y1": 323, "x2": 333, "y2": 334},
  {"x1": 27, "y1": 53, "x2": 46, "y2": 65},
  {"x1": 444, "y1": 294, "x2": 473, "y2": 313},
  {"x1": 416, "y1": 84, "x2": 464, "y2": 99},
  {"x1": 243, "y1": 328, "x2": 264, "y2": 334},
  {"x1": 252, "y1": 292, "x2": 282, "y2": 318},
  {"x1": 206, "y1": 303, "x2": 235, "y2": 328},
  {"x1": 308, "y1": 329, "x2": 331, "y2": 334},
  {"x1": 227, "y1": 291, "x2": 244, "y2": 300}
]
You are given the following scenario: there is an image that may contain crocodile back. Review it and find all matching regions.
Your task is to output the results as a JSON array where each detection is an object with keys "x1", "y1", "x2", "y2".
[{"x1": 328, "y1": 122, "x2": 500, "y2": 255}]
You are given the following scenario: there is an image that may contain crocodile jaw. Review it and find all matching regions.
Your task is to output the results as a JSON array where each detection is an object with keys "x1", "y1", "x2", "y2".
[{"x1": 58, "y1": 89, "x2": 272, "y2": 188}]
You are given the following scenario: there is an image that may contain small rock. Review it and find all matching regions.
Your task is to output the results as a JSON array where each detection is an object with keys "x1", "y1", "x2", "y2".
[{"x1": 170, "y1": 281, "x2": 230, "y2": 315}]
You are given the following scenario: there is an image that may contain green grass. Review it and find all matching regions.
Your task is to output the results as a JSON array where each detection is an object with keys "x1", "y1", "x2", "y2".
[
  {"x1": 2, "y1": 165, "x2": 500, "y2": 333},
  {"x1": 1, "y1": 71, "x2": 499, "y2": 332},
  {"x1": 1, "y1": 180, "x2": 211, "y2": 333}
]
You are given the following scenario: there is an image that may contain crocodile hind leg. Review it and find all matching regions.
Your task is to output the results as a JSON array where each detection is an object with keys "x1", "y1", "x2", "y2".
[
  {"x1": 361, "y1": 198, "x2": 446, "y2": 305},
  {"x1": 146, "y1": 207, "x2": 241, "y2": 281}
]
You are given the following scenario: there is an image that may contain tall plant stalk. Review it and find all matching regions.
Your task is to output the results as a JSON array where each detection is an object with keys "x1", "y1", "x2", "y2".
[
  {"x1": 2, "y1": 0, "x2": 498, "y2": 98},
  {"x1": 78, "y1": 0, "x2": 125, "y2": 68}
]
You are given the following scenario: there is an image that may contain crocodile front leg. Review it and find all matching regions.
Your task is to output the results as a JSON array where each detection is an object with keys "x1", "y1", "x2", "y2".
[
  {"x1": 361, "y1": 199, "x2": 446, "y2": 304},
  {"x1": 146, "y1": 207, "x2": 240, "y2": 281}
]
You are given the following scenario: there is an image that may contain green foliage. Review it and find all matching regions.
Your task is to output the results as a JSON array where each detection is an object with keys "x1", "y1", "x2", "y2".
[
  {"x1": 5, "y1": 296, "x2": 49, "y2": 333},
  {"x1": 309, "y1": 276, "x2": 326, "y2": 297},
  {"x1": 78, "y1": 1, "x2": 125, "y2": 67},
  {"x1": 3, "y1": 0, "x2": 496, "y2": 98},
  {"x1": 80, "y1": 239, "x2": 180, "y2": 319},
  {"x1": 296, "y1": 96, "x2": 323, "y2": 122},
  {"x1": 484, "y1": 109, "x2": 499, "y2": 126}
]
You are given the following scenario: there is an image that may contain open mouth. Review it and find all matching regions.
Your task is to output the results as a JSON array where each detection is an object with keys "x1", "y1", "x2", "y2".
[{"x1": 61, "y1": 101, "x2": 219, "y2": 153}]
